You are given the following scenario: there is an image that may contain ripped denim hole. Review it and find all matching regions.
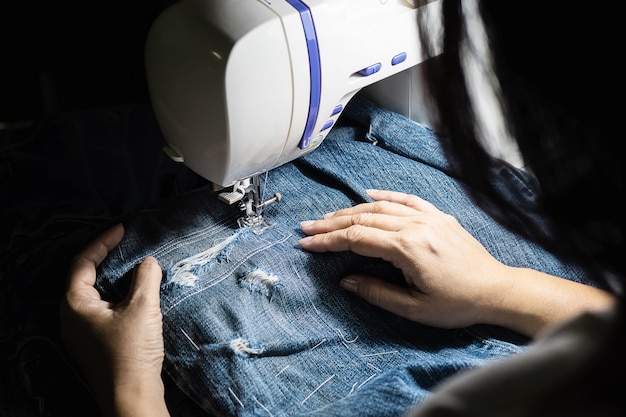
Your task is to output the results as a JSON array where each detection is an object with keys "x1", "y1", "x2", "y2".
[
  {"x1": 168, "y1": 231, "x2": 244, "y2": 286},
  {"x1": 236, "y1": 269, "x2": 280, "y2": 298},
  {"x1": 230, "y1": 337, "x2": 263, "y2": 357}
]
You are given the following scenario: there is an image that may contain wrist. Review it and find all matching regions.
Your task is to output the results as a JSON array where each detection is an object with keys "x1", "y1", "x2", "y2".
[
  {"x1": 99, "y1": 374, "x2": 170, "y2": 417},
  {"x1": 488, "y1": 266, "x2": 616, "y2": 338}
]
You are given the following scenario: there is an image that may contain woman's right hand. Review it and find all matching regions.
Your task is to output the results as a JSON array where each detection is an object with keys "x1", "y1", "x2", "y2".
[{"x1": 59, "y1": 224, "x2": 170, "y2": 417}]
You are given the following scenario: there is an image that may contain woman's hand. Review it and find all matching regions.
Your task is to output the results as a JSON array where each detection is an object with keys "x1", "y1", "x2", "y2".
[
  {"x1": 299, "y1": 190, "x2": 615, "y2": 337},
  {"x1": 300, "y1": 189, "x2": 512, "y2": 329},
  {"x1": 59, "y1": 223, "x2": 170, "y2": 417}
]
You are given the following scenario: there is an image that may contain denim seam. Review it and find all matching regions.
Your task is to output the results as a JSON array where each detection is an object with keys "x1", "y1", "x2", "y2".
[{"x1": 149, "y1": 213, "x2": 240, "y2": 260}]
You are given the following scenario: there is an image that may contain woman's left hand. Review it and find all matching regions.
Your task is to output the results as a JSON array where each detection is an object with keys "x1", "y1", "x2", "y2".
[
  {"x1": 299, "y1": 189, "x2": 616, "y2": 337},
  {"x1": 299, "y1": 189, "x2": 513, "y2": 329}
]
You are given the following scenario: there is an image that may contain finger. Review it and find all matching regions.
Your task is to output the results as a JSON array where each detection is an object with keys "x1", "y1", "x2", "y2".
[
  {"x1": 324, "y1": 200, "x2": 419, "y2": 220},
  {"x1": 125, "y1": 256, "x2": 163, "y2": 309},
  {"x1": 366, "y1": 189, "x2": 438, "y2": 213},
  {"x1": 66, "y1": 224, "x2": 125, "y2": 291},
  {"x1": 299, "y1": 225, "x2": 399, "y2": 262},
  {"x1": 340, "y1": 274, "x2": 422, "y2": 318},
  {"x1": 301, "y1": 212, "x2": 412, "y2": 235}
]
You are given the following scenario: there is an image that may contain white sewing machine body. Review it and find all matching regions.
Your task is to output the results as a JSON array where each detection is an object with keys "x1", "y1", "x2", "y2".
[{"x1": 145, "y1": 0, "x2": 440, "y2": 220}]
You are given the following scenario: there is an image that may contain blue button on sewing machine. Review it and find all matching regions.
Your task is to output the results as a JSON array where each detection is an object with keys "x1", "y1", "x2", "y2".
[
  {"x1": 358, "y1": 63, "x2": 382, "y2": 76},
  {"x1": 331, "y1": 104, "x2": 343, "y2": 116},
  {"x1": 391, "y1": 52, "x2": 407, "y2": 65},
  {"x1": 321, "y1": 120, "x2": 334, "y2": 131}
]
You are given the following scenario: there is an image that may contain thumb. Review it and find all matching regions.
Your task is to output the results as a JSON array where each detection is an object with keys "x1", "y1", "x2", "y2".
[{"x1": 125, "y1": 256, "x2": 163, "y2": 308}]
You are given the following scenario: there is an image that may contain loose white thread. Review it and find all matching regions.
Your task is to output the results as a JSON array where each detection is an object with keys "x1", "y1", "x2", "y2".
[
  {"x1": 301, "y1": 374, "x2": 336, "y2": 404},
  {"x1": 360, "y1": 351, "x2": 399, "y2": 358},
  {"x1": 367, "y1": 363, "x2": 381, "y2": 372},
  {"x1": 180, "y1": 328, "x2": 200, "y2": 351},
  {"x1": 253, "y1": 396, "x2": 274, "y2": 416},
  {"x1": 334, "y1": 328, "x2": 359, "y2": 344},
  {"x1": 170, "y1": 233, "x2": 240, "y2": 286},
  {"x1": 309, "y1": 339, "x2": 326, "y2": 351},
  {"x1": 228, "y1": 387, "x2": 245, "y2": 409},
  {"x1": 275, "y1": 366, "x2": 290, "y2": 378},
  {"x1": 348, "y1": 381, "x2": 359, "y2": 395},
  {"x1": 357, "y1": 373, "x2": 376, "y2": 389}
]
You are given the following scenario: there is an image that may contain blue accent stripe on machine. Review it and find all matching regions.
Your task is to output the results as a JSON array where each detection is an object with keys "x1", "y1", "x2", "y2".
[{"x1": 285, "y1": 0, "x2": 321, "y2": 149}]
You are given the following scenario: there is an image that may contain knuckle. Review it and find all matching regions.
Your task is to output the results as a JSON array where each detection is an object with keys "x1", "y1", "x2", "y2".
[
  {"x1": 345, "y1": 224, "x2": 367, "y2": 242},
  {"x1": 371, "y1": 201, "x2": 391, "y2": 213},
  {"x1": 351, "y1": 212, "x2": 372, "y2": 225},
  {"x1": 441, "y1": 212, "x2": 458, "y2": 224},
  {"x1": 362, "y1": 284, "x2": 382, "y2": 305},
  {"x1": 396, "y1": 226, "x2": 421, "y2": 245},
  {"x1": 405, "y1": 194, "x2": 422, "y2": 206}
]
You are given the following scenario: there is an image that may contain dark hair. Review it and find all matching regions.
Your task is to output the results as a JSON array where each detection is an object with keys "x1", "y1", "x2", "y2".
[
  {"x1": 417, "y1": 2, "x2": 625, "y2": 409},
  {"x1": 419, "y1": 1, "x2": 624, "y2": 289}
]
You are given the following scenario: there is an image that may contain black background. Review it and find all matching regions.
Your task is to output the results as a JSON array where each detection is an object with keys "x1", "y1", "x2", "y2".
[{"x1": 1, "y1": 0, "x2": 177, "y2": 123}]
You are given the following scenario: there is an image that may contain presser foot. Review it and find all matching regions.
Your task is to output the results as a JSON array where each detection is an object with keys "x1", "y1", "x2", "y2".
[
  {"x1": 237, "y1": 192, "x2": 282, "y2": 234},
  {"x1": 217, "y1": 175, "x2": 282, "y2": 233},
  {"x1": 236, "y1": 213, "x2": 272, "y2": 234}
]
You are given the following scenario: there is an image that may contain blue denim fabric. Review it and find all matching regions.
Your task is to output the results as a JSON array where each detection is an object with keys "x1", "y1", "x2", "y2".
[{"x1": 96, "y1": 97, "x2": 596, "y2": 417}]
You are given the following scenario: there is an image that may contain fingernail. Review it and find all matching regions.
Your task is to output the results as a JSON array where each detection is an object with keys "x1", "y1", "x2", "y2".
[
  {"x1": 340, "y1": 278, "x2": 358, "y2": 293},
  {"x1": 141, "y1": 256, "x2": 159, "y2": 266},
  {"x1": 300, "y1": 220, "x2": 315, "y2": 228},
  {"x1": 323, "y1": 211, "x2": 335, "y2": 218},
  {"x1": 298, "y1": 236, "x2": 314, "y2": 246}
]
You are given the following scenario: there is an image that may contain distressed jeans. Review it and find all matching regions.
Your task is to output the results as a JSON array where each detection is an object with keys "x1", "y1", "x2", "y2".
[{"x1": 96, "y1": 97, "x2": 595, "y2": 417}]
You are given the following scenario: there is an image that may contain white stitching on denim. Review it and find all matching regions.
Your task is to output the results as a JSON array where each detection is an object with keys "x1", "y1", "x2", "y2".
[
  {"x1": 164, "y1": 232, "x2": 292, "y2": 314},
  {"x1": 152, "y1": 214, "x2": 237, "y2": 260}
]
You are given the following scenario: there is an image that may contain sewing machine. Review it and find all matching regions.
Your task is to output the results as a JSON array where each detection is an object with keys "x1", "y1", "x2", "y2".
[{"x1": 145, "y1": 0, "x2": 441, "y2": 226}]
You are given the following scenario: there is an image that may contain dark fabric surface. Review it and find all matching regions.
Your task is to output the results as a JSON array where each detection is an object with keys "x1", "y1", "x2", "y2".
[{"x1": 0, "y1": 104, "x2": 207, "y2": 416}]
